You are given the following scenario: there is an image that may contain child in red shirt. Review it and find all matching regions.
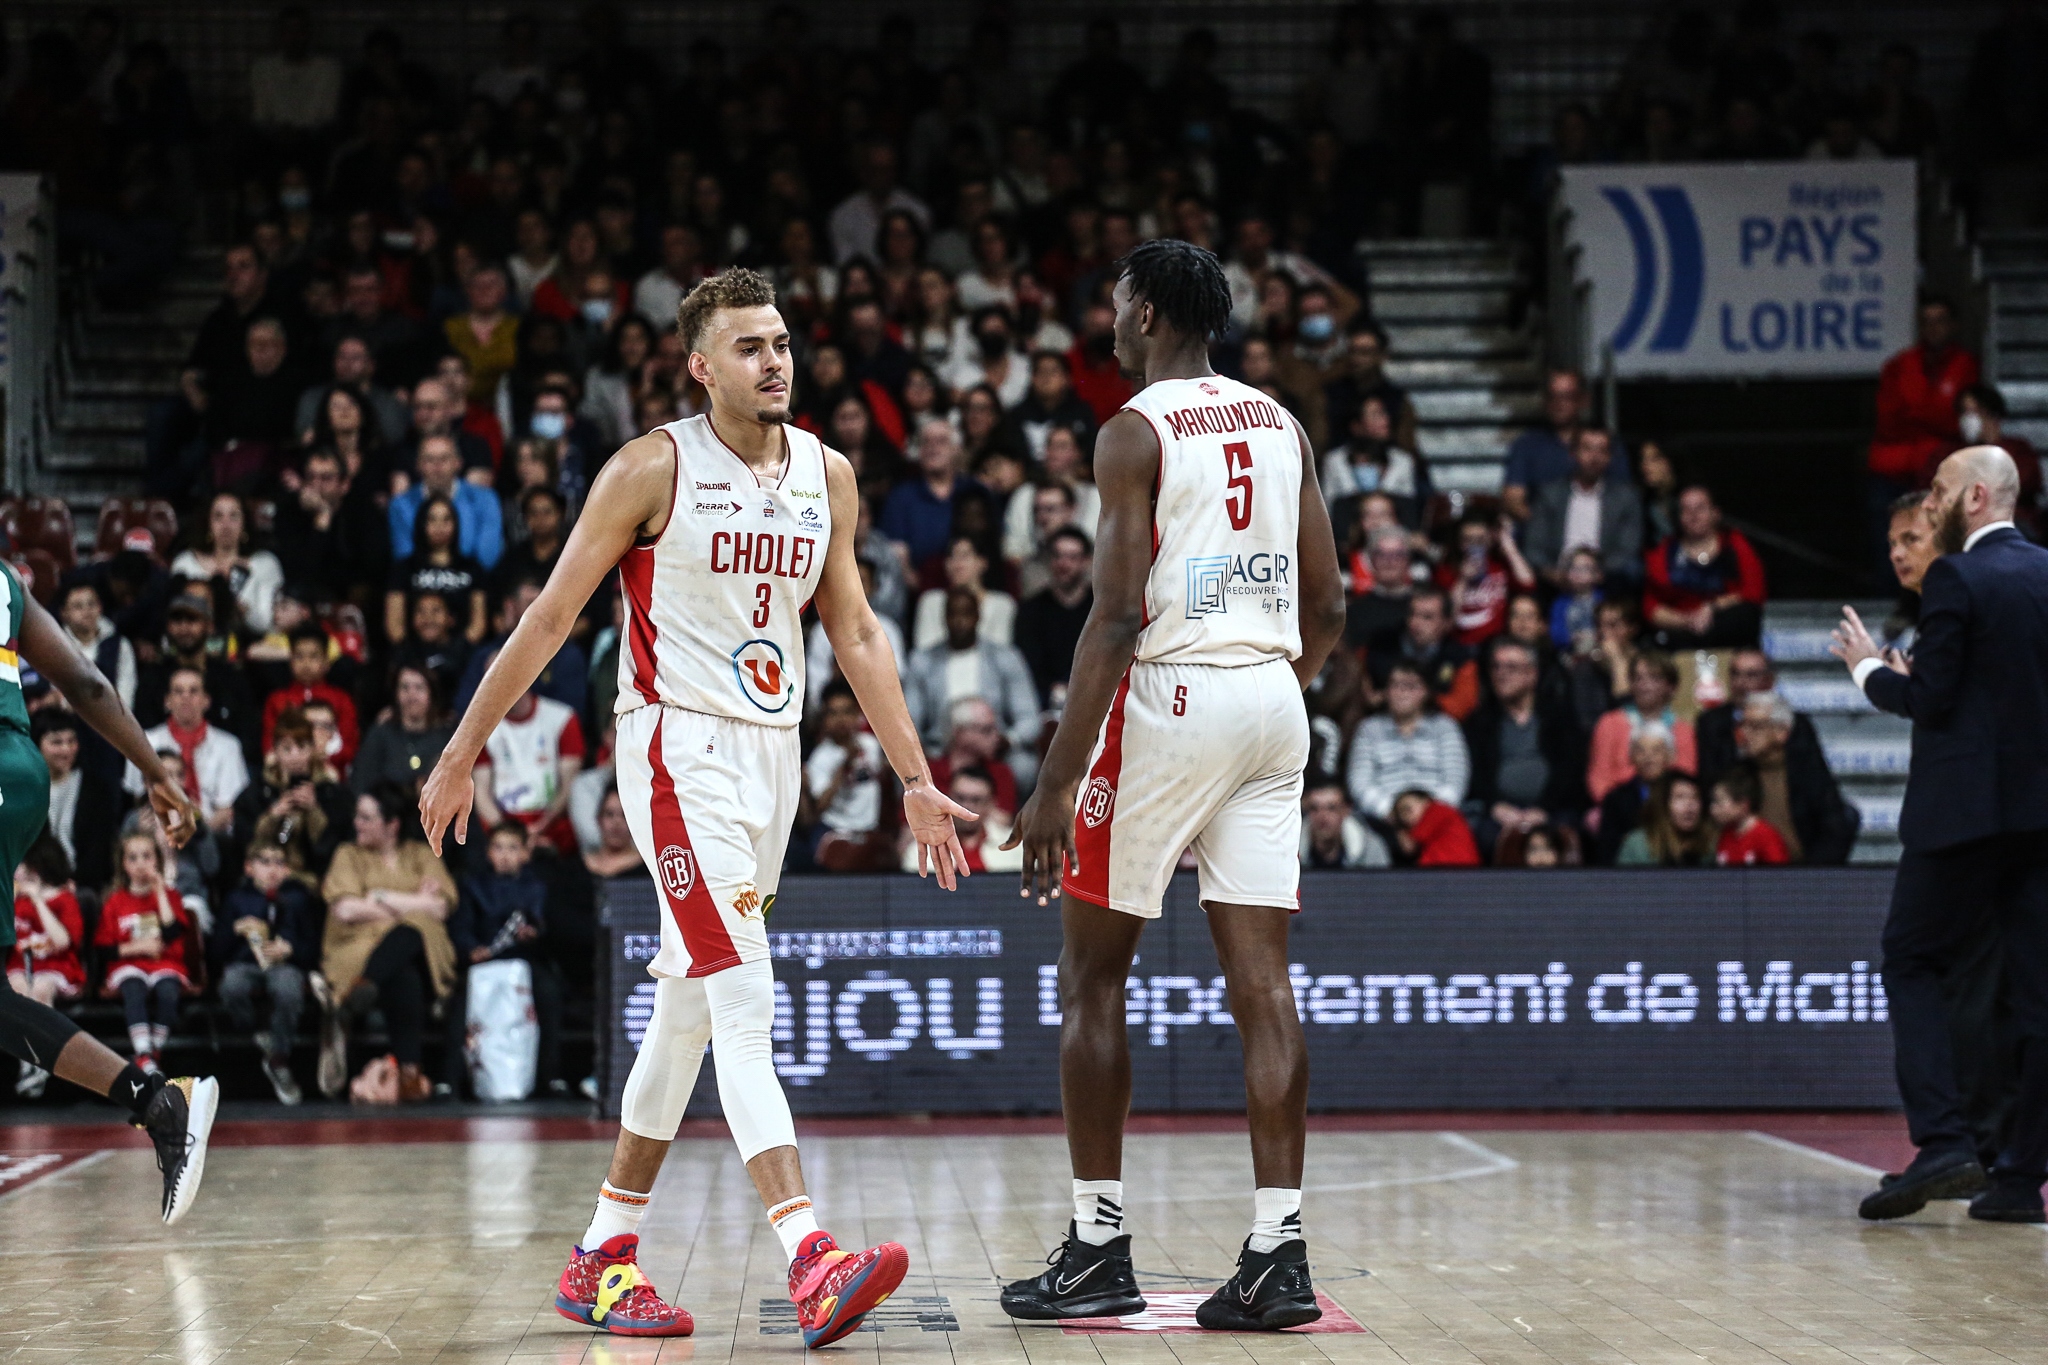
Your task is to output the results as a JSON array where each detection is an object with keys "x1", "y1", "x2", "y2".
[
  {"x1": 1393, "y1": 791, "x2": 1483, "y2": 867},
  {"x1": 95, "y1": 831, "x2": 194, "y2": 1074},
  {"x1": 1710, "y1": 768, "x2": 1790, "y2": 866},
  {"x1": 9, "y1": 837, "x2": 86, "y2": 1097}
]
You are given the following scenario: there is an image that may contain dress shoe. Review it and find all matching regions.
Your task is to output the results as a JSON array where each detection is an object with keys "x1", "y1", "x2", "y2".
[
  {"x1": 396, "y1": 1062, "x2": 433, "y2": 1103},
  {"x1": 1859, "y1": 1149, "x2": 1987, "y2": 1220},
  {"x1": 1968, "y1": 1175, "x2": 2046, "y2": 1223}
]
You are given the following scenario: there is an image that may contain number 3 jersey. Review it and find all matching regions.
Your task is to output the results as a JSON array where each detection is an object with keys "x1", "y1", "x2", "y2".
[
  {"x1": 615, "y1": 415, "x2": 832, "y2": 727},
  {"x1": 1120, "y1": 375, "x2": 1304, "y2": 667}
]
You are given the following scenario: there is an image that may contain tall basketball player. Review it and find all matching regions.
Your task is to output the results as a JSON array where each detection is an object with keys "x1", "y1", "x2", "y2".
[
  {"x1": 997, "y1": 240, "x2": 1346, "y2": 1329},
  {"x1": 418, "y1": 269, "x2": 976, "y2": 1345},
  {"x1": 0, "y1": 558, "x2": 217, "y2": 1225}
]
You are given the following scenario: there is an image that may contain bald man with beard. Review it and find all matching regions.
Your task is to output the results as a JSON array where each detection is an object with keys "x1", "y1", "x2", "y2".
[{"x1": 1834, "y1": 445, "x2": 2048, "y2": 1224}]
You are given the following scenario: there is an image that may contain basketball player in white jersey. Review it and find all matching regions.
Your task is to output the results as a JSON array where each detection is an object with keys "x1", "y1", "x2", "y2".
[
  {"x1": 419, "y1": 268, "x2": 975, "y2": 1346},
  {"x1": 997, "y1": 240, "x2": 1346, "y2": 1329}
]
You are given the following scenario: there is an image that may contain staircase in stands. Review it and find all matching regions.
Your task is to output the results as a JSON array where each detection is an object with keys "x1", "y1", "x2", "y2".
[
  {"x1": 1982, "y1": 230, "x2": 2048, "y2": 455},
  {"x1": 1364, "y1": 238, "x2": 1539, "y2": 496}
]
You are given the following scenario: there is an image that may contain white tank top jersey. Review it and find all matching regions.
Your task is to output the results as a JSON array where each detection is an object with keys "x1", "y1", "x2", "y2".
[
  {"x1": 1120, "y1": 374, "x2": 1305, "y2": 667},
  {"x1": 615, "y1": 414, "x2": 832, "y2": 727}
]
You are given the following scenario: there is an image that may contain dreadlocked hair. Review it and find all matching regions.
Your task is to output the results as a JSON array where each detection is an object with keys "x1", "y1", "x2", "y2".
[
  {"x1": 1116, "y1": 238, "x2": 1232, "y2": 343},
  {"x1": 674, "y1": 267, "x2": 779, "y2": 354}
]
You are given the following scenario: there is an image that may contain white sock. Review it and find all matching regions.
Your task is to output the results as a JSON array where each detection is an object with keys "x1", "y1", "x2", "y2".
[
  {"x1": 128, "y1": 1023, "x2": 152, "y2": 1057},
  {"x1": 150, "y1": 1024, "x2": 169, "y2": 1053},
  {"x1": 768, "y1": 1195, "x2": 821, "y2": 1263},
  {"x1": 1248, "y1": 1187, "x2": 1302, "y2": 1253},
  {"x1": 1073, "y1": 1179, "x2": 1124, "y2": 1245},
  {"x1": 581, "y1": 1181, "x2": 651, "y2": 1251}
]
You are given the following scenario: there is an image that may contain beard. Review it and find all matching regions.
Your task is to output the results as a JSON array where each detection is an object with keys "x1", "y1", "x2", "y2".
[
  {"x1": 752, "y1": 401, "x2": 791, "y2": 425},
  {"x1": 1935, "y1": 492, "x2": 1969, "y2": 555}
]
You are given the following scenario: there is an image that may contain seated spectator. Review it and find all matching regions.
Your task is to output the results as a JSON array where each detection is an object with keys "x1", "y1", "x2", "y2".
[
  {"x1": 58, "y1": 581, "x2": 137, "y2": 720},
  {"x1": 913, "y1": 536, "x2": 1016, "y2": 650},
  {"x1": 318, "y1": 786, "x2": 457, "y2": 1101},
  {"x1": 122, "y1": 767, "x2": 222, "y2": 934},
  {"x1": 525, "y1": 383, "x2": 598, "y2": 504},
  {"x1": 804, "y1": 682, "x2": 894, "y2": 872},
  {"x1": 1617, "y1": 773, "x2": 1713, "y2": 866},
  {"x1": 9, "y1": 838, "x2": 84, "y2": 1098},
  {"x1": 1525, "y1": 428, "x2": 1643, "y2": 587},
  {"x1": 128, "y1": 664, "x2": 250, "y2": 833},
  {"x1": 805, "y1": 560, "x2": 908, "y2": 718},
  {"x1": 1586, "y1": 652, "x2": 1696, "y2": 803},
  {"x1": 388, "y1": 593, "x2": 473, "y2": 701},
  {"x1": 213, "y1": 842, "x2": 320, "y2": 1105},
  {"x1": 926, "y1": 696, "x2": 1024, "y2": 816},
  {"x1": 442, "y1": 262, "x2": 521, "y2": 408},
  {"x1": 1954, "y1": 383, "x2": 2041, "y2": 536},
  {"x1": 1569, "y1": 596, "x2": 1641, "y2": 733},
  {"x1": 1501, "y1": 824, "x2": 1569, "y2": 868},
  {"x1": 1368, "y1": 589, "x2": 1480, "y2": 721},
  {"x1": 1548, "y1": 547, "x2": 1604, "y2": 657},
  {"x1": 899, "y1": 765, "x2": 1020, "y2": 874},
  {"x1": 1461, "y1": 639, "x2": 1587, "y2": 861},
  {"x1": 946, "y1": 305, "x2": 1029, "y2": 408},
  {"x1": 1391, "y1": 789, "x2": 1481, "y2": 867},
  {"x1": 452, "y1": 577, "x2": 589, "y2": 719},
  {"x1": 1737, "y1": 689, "x2": 1860, "y2": 865},
  {"x1": 1696, "y1": 648, "x2": 1822, "y2": 789},
  {"x1": 1346, "y1": 525, "x2": 1417, "y2": 647},
  {"x1": 98, "y1": 830, "x2": 195, "y2": 1075},
  {"x1": 998, "y1": 351, "x2": 1097, "y2": 462},
  {"x1": 1322, "y1": 318, "x2": 1418, "y2": 457},
  {"x1": 136, "y1": 595, "x2": 261, "y2": 764},
  {"x1": 261, "y1": 625, "x2": 362, "y2": 769},
  {"x1": 388, "y1": 434, "x2": 504, "y2": 570},
  {"x1": 1502, "y1": 369, "x2": 1626, "y2": 522},
  {"x1": 32, "y1": 711, "x2": 120, "y2": 890},
  {"x1": 1067, "y1": 301, "x2": 1135, "y2": 424},
  {"x1": 1592, "y1": 722, "x2": 1676, "y2": 865},
  {"x1": 472, "y1": 684, "x2": 584, "y2": 852},
  {"x1": 582, "y1": 786, "x2": 646, "y2": 879},
  {"x1": 395, "y1": 377, "x2": 495, "y2": 487},
  {"x1": 852, "y1": 498, "x2": 912, "y2": 627},
  {"x1": 634, "y1": 222, "x2": 707, "y2": 333},
  {"x1": 205, "y1": 317, "x2": 307, "y2": 486},
  {"x1": 234, "y1": 708, "x2": 354, "y2": 885},
  {"x1": 1347, "y1": 660, "x2": 1470, "y2": 821},
  {"x1": 1300, "y1": 780, "x2": 1391, "y2": 869},
  {"x1": 495, "y1": 487, "x2": 568, "y2": 597},
  {"x1": 357, "y1": 667, "x2": 453, "y2": 802},
  {"x1": 300, "y1": 700, "x2": 350, "y2": 785},
  {"x1": 1710, "y1": 766, "x2": 1790, "y2": 866},
  {"x1": 1320, "y1": 393, "x2": 1431, "y2": 525},
  {"x1": 1637, "y1": 438, "x2": 1680, "y2": 545},
  {"x1": 1003, "y1": 426, "x2": 1101, "y2": 568},
  {"x1": 375, "y1": 518, "x2": 479, "y2": 650},
  {"x1": 170, "y1": 492, "x2": 285, "y2": 635},
  {"x1": 1643, "y1": 485, "x2": 1766, "y2": 648},
  {"x1": 1440, "y1": 514, "x2": 1535, "y2": 645},
  {"x1": 880, "y1": 418, "x2": 990, "y2": 576},
  {"x1": 273, "y1": 447, "x2": 391, "y2": 600},
  {"x1": 294, "y1": 336, "x2": 409, "y2": 448},
  {"x1": 1015, "y1": 527, "x2": 1093, "y2": 704},
  {"x1": 904, "y1": 588, "x2": 1041, "y2": 787},
  {"x1": 445, "y1": 823, "x2": 564, "y2": 1098}
]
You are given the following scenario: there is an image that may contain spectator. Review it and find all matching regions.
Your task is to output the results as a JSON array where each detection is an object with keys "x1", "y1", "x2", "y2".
[
  {"x1": 926, "y1": 696, "x2": 1025, "y2": 816},
  {"x1": 804, "y1": 559, "x2": 908, "y2": 716},
  {"x1": 293, "y1": 337, "x2": 408, "y2": 447},
  {"x1": 1643, "y1": 485, "x2": 1766, "y2": 648},
  {"x1": 1955, "y1": 382, "x2": 2042, "y2": 537},
  {"x1": 389, "y1": 434, "x2": 504, "y2": 568},
  {"x1": 318, "y1": 786, "x2": 457, "y2": 1101},
  {"x1": 1369, "y1": 589, "x2": 1481, "y2": 721},
  {"x1": 998, "y1": 352, "x2": 1097, "y2": 463},
  {"x1": 233, "y1": 707, "x2": 354, "y2": 884},
  {"x1": 446, "y1": 823, "x2": 564, "y2": 1098},
  {"x1": 1502, "y1": 370, "x2": 1626, "y2": 521},
  {"x1": 204, "y1": 318, "x2": 306, "y2": 480},
  {"x1": 1569, "y1": 596, "x2": 1641, "y2": 732},
  {"x1": 388, "y1": 592, "x2": 472, "y2": 702},
  {"x1": 213, "y1": 842, "x2": 319, "y2": 1105},
  {"x1": 394, "y1": 377, "x2": 493, "y2": 488},
  {"x1": 880, "y1": 418, "x2": 990, "y2": 575},
  {"x1": 273, "y1": 447, "x2": 391, "y2": 599},
  {"x1": 955, "y1": 218, "x2": 1021, "y2": 314},
  {"x1": 442, "y1": 262, "x2": 521, "y2": 408},
  {"x1": 32, "y1": 711, "x2": 120, "y2": 890},
  {"x1": 829, "y1": 140, "x2": 929, "y2": 265},
  {"x1": 1014, "y1": 527, "x2": 1094, "y2": 703},
  {"x1": 248, "y1": 6, "x2": 343, "y2": 144},
  {"x1": 387, "y1": 493, "x2": 489, "y2": 646},
  {"x1": 1592, "y1": 722, "x2": 1676, "y2": 865},
  {"x1": 1637, "y1": 438, "x2": 1680, "y2": 546},
  {"x1": 472, "y1": 684, "x2": 585, "y2": 852},
  {"x1": 354, "y1": 664, "x2": 452, "y2": 800},
  {"x1": 1301, "y1": 780, "x2": 1392, "y2": 869},
  {"x1": 452, "y1": 578, "x2": 588, "y2": 719},
  {"x1": 9, "y1": 838, "x2": 84, "y2": 1097},
  {"x1": 135, "y1": 594, "x2": 260, "y2": 764},
  {"x1": 128, "y1": 663, "x2": 250, "y2": 833},
  {"x1": 633, "y1": 223, "x2": 708, "y2": 332},
  {"x1": 261, "y1": 625, "x2": 362, "y2": 769},
  {"x1": 1461, "y1": 639, "x2": 1587, "y2": 860},
  {"x1": 1003, "y1": 428, "x2": 1100, "y2": 564},
  {"x1": 1710, "y1": 765, "x2": 1790, "y2": 866},
  {"x1": 58, "y1": 581, "x2": 136, "y2": 715},
  {"x1": 804, "y1": 681, "x2": 893, "y2": 872},
  {"x1": 97, "y1": 830, "x2": 194, "y2": 1075},
  {"x1": 1322, "y1": 319, "x2": 1418, "y2": 460},
  {"x1": 1525, "y1": 428, "x2": 1644, "y2": 586},
  {"x1": 904, "y1": 589, "x2": 1041, "y2": 787},
  {"x1": 898, "y1": 765, "x2": 1020, "y2": 874},
  {"x1": 582, "y1": 316, "x2": 658, "y2": 452},
  {"x1": 1321, "y1": 393, "x2": 1431, "y2": 526},
  {"x1": 912, "y1": 536, "x2": 1016, "y2": 650},
  {"x1": 1586, "y1": 651, "x2": 1697, "y2": 803},
  {"x1": 1696, "y1": 648, "x2": 1824, "y2": 790},
  {"x1": 1617, "y1": 772, "x2": 1714, "y2": 866},
  {"x1": 1067, "y1": 301, "x2": 1135, "y2": 424},
  {"x1": 1347, "y1": 660, "x2": 1470, "y2": 821},
  {"x1": 1440, "y1": 514, "x2": 1536, "y2": 645},
  {"x1": 328, "y1": 263, "x2": 422, "y2": 385},
  {"x1": 582, "y1": 786, "x2": 645, "y2": 880},
  {"x1": 171, "y1": 492, "x2": 286, "y2": 636},
  {"x1": 1868, "y1": 294, "x2": 1976, "y2": 573},
  {"x1": 1509, "y1": 825, "x2": 1568, "y2": 868},
  {"x1": 1548, "y1": 547, "x2": 1605, "y2": 657},
  {"x1": 1391, "y1": 789, "x2": 1482, "y2": 867},
  {"x1": 1736, "y1": 689, "x2": 1860, "y2": 865},
  {"x1": 1346, "y1": 526, "x2": 1419, "y2": 649},
  {"x1": 506, "y1": 208, "x2": 558, "y2": 308}
]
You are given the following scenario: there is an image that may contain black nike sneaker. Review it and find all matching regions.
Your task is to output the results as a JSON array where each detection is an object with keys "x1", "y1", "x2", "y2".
[
  {"x1": 140, "y1": 1076, "x2": 218, "y2": 1226},
  {"x1": 1196, "y1": 1238, "x2": 1321, "y2": 1331},
  {"x1": 1000, "y1": 1222, "x2": 1147, "y2": 1319}
]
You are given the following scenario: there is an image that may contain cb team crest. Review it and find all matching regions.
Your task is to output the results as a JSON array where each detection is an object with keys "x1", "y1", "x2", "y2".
[
  {"x1": 1080, "y1": 776, "x2": 1116, "y2": 829},
  {"x1": 658, "y1": 845, "x2": 696, "y2": 900}
]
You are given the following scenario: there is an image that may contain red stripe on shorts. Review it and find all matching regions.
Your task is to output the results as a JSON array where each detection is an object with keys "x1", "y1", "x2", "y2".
[
  {"x1": 645, "y1": 713, "x2": 740, "y2": 975},
  {"x1": 1064, "y1": 671, "x2": 1132, "y2": 908},
  {"x1": 619, "y1": 547, "x2": 660, "y2": 705}
]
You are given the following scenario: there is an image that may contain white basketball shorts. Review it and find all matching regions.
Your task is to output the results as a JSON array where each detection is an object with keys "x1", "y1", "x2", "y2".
[
  {"x1": 1065, "y1": 656, "x2": 1309, "y2": 918},
  {"x1": 614, "y1": 704, "x2": 799, "y2": 977}
]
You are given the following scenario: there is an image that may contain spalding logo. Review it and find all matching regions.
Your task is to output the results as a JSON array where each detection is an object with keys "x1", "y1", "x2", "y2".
[
  {"x1": 1080, "y1": 776, "x2": 1116, "y2": 829},
  {"x1": 658, "y1": 845, "x2": 696, "y2": 900}
]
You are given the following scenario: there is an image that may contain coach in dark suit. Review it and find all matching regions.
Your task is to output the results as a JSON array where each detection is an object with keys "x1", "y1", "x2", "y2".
[{"x1": 1833, "y1": 446, "x2": 2048, "y2": 1223}]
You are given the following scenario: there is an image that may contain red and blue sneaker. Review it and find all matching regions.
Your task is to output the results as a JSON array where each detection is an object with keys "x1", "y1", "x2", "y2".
[
  {"x1": 554, "y1": 1234, "x2": 694, "y2": 1337},
  {"x1": 787, "y1": 1230, "x2": 909, "y2": 1348}
]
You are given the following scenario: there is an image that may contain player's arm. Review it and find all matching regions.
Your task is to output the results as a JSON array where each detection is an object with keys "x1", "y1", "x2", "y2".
[
  {"x1": 1290, "y1": 418, "x2": 1347, "y2": 690},
  {"x1": 813, "y1": 447, "x2": 977, "y2": 890},
  {"x1": 1000, "y1": 409, "x2": 1158, "y2": 904},
  {"x1": 16, "y1": 592, "x2": 201, "y2": 846},
  {"x1": 419, "y1": 433, "x2": 674, "y2": 853}
]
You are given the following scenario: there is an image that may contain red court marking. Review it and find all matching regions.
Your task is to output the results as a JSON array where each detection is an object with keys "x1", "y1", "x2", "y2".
[
  {"x1": 0, "y1": 1150, "x2": 100, "y2": 1195},
  {"x1": 1062, "y1": 1291, "x2": 1364, "y2": 1334}
]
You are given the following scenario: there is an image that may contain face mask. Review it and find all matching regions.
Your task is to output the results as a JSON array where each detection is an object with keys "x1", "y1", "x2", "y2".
[
  {"x1": 1959, "y1": 410, "x2": 1985, "y2": 442},
  {"x1": 381, "y1": 230, "x2": 416, "y2": 252},
  {"x1": 978, "y1": 331, "x2": 1011, "y2": 362},
  {"x1": 1352, "y1": 461, "x2": 1381, "y2": 492},
  {"x1": 1299, "y1": 313, "x2": 1336, "y2": 342},
  {"x1": 279, "y1": 187, "x2": 312, "y2": 213},
  {"x1": 580, "y1": 298, "x2": 613, "y2": 326},
  {"x1": 531, "y1": 410, "x2": 568, "y2": 441}
]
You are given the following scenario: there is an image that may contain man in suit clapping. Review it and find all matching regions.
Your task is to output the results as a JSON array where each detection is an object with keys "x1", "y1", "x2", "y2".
[{"x1": 1833, "y1": 445, "x2": 2048, "y2": 1223}]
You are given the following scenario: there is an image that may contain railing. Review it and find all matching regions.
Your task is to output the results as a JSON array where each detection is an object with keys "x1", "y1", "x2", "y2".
[{"x1": 0, "y1": 175, "x2": 55, "y2": 497}]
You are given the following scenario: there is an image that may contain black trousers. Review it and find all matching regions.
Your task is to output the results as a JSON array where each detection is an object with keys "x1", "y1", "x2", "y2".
[
  {"x1": 1883, "y1": 833, "x2": 2048, "y2": 1179},
  {"x1": 360, "y1": 925, "x2": 430, "y2": 1068}
]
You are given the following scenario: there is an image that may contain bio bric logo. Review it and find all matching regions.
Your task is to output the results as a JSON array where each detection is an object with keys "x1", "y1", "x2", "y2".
[{"x1": 1599, "y1": 185, "x2": 1704, "y2": 354}]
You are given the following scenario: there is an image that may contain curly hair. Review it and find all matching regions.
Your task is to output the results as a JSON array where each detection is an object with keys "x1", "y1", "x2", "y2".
[
  {"x1": 1116, "y1": 237, "x2": 1232, "y2": 342},
  {"x1": 674, "y1": 266, "x2": 779, "y2": 354}
]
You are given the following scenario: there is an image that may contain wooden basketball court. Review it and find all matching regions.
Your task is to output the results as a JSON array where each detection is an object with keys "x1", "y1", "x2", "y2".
[{"x1": 2, "y1": 1112, "x2": 2043, "y2": 1364}]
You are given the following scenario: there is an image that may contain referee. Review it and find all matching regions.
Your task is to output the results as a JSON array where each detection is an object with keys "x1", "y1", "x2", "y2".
[{"x1": 1832, "y1": 445, "x2": 2048, "y2": 1223}]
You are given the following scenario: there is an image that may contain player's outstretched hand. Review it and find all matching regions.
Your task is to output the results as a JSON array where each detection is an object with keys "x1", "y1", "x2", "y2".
[
  {"x1": 904, "y1": 783, "x2": 977, "y2": 891},
  {"x1": 417, "y1": 754, "x2": 475, "y2": 858},
  {"x1": 1828, "y1": 604, "x2": 1880, "y2": 672},
  {"x1": 1000, "y1": 785, "x2": 1075, "y2": 907},
  {"x1": 147, "y1": 777, "x2": 203, "y2": 849}
]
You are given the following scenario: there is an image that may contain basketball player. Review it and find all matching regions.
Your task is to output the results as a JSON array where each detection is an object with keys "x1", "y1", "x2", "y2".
[
  {"x1": 0, "y1": 560, "x2": 217, "y2": 1224},
  {"x1": 418, "y1": 268, "x2": 975, "y2": 1345},
  {"x1": 997, "y1": 240, "x2": 1346, "y2": 1329}
]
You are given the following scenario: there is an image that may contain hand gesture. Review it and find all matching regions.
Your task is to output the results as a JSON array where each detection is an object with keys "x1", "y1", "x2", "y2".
[
  {"x1": 1001, "y1": 784, "x2": 1076, "y2": 907},
  {"x1": 418, "y1": 754, "x2": 475, "y2": 856},
  {"x1": 1828, "y1": 605, "x2": 1881, "y2": 673},
  {"x1": 903, "y1": 782, "x2": 977, "y2": 891}
]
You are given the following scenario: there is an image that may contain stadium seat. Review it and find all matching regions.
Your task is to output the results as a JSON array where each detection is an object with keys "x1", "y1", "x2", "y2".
[
  {"x1": 11, "y1": 548, "x2": 60, "y2": 606},
  {"x1": 95, "y1": 496, "x2": 178, "y2": 561},
  {"x1": 9, "y1": 496, "x2": 77, "y2": 572}
]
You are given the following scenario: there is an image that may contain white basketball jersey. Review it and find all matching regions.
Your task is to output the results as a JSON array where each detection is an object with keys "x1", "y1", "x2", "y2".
[
  {"x1": 1123, "y1": 375, "x2": 1303, "y2": 666},
  {"x1": 615, "y1": 415, "x2": 832, "y2": 727}
]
